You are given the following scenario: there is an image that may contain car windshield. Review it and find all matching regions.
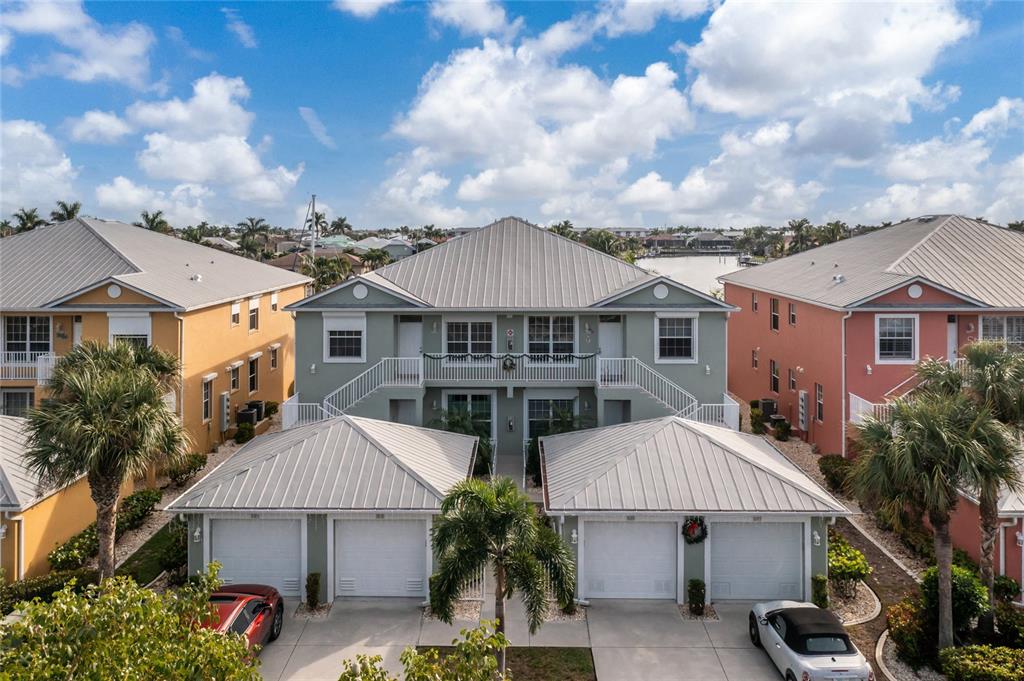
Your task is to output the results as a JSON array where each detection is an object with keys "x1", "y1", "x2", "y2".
[{"x1": 801, "y1": 635, "x2": 853, "y2": 654}]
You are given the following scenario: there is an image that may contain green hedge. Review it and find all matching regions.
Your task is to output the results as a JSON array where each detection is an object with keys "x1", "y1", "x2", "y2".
[
  {"x1": 941, "y1": 645, "x2": 1024, "y2": 681},
  {"x1": 0, "y1": 568, "x2": 98, "y2": 614},
  {"x1": 47, "y1": 489, "x2": 162, "y2": 571},
  {"x1": 818, "y1": 454, "x2": 851, "y2": 493}
]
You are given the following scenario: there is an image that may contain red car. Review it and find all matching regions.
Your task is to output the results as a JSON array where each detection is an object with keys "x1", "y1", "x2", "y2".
[{"x1": 205, "y1": 584, "x2": 284, "y2": 650}]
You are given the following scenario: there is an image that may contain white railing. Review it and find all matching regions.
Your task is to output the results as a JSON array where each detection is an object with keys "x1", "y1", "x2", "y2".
[
  {"x1": 0, "y1": 351, "x2": 55, "y2": 382},
  {"x1": 694, "y1": 394, "x2": 740, "y2": 430},
  {"x1": 423, "y1": 353, "x2": 597, "y2": 385},
  {"x1": 597, "y1": 357, "x2": 699, "y2": 417},
  {"x1": 282, "y1": 394, "x2": 331, "y2": 430},
  {"x1": 322, "y1": 357, "x2": 423, "y2": 416}
]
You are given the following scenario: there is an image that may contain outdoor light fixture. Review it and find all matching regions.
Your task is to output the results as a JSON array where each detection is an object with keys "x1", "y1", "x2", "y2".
[
  {"x1": 570, "y1": 529, "x2": 578, "y2": 545},
  {"x1": 193, "y1": 527, "x2": 202, "y2": 543}
]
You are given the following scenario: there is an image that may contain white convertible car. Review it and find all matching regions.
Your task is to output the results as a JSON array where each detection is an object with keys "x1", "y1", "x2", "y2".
[{"x1": 749, "y1": 601, "x2": 874, "y2": 681}]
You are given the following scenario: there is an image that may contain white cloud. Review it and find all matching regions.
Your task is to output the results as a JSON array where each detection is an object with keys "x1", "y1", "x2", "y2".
[
  {"x1": 429, "y1": 0, "x2": 523, "y2": 40},
  {"x1": 67, "y1": 110, "x2": 132, "y2": 144},
  {"x1": 94, "y1": 176, "x2": 210, "y2": 228},
  {"x1": 332, "y1": 0, "x2": 400, "y2": 19},
  {"x1": 298, "y1": 107, "x2": 337, "y2": 149},
  {"x1": 1, "y1": 119, "x2": 77, "y2": 215},
  {"x1": 858, "y1": 182, "x2": 982, "y2": 222},
  {"x1": 961, "y1": 97, "x2": 1024, "y2": 138},
  {"x1": 221, "y1": 7, "x2": 258, "y2": 48},
  {"x1": 1, "y1": 0, "x2": 155, "y2": 89}
]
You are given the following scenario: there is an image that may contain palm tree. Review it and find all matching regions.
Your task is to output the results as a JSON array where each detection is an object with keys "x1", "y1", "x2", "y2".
[
  {"x1": 134, "y1": 210, "x2": 172, "y2": 234},
  {"x1": 848, "y1": 394, "x2": 1016, "y2": 649},
  {"x1": 915, "y1": 344, "x2": 1024, "y2": 633},
  {"x1": 23, "y1": 341, "x2": 189, "y2": 579},
  {"x1": 786, "y1": 218, "x2": 815, "y2": 254},
  {"x1": 548, "y1": 220, "x2": 578, "y2": 240},
  {"x1": 430, "y1": 477, "x2": 576, "y2": 672},
  {"x1": 50, "y1": 200, "x2": 81, "y2": 222},
  {"x1": 14, "y1": 207, "x2": 46, "y2": 233},
  {"x1": 361, "y1": 248, "x2": 392, "y2": 270}
]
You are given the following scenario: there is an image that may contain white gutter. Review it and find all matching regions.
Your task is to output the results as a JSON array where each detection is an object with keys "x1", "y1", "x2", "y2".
[{"x1": 840, "y1": 310, "x2": 853, "y2": 458}]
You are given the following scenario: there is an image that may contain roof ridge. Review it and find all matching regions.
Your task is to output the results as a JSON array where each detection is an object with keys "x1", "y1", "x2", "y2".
[{"x1": 884, "y1": 215, "x2": 953, "y2": 275}]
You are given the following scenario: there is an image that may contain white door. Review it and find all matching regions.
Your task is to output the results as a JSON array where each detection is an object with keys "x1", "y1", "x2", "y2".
[
  {"x1": 335, "y1": 518, "x2": 427, "y2": 597},
  {"x1": 947, "y1": 317, "x2": 958, "y2": 362},
  {"x1": 399, "y1": 320, "x2": 422, "y2": 357},
  {"x1": 584, "y1": 521, "x2": 676, "y2": 599},
  {"x1": 210, "y1": 518, "x2": 302, "y2": 597},
  {"x1": 710, "y1": 522, "x2": 803, "y2": 600},
  {"x1": 599, "y1": 317, "x2": 623, "y2": 357}
]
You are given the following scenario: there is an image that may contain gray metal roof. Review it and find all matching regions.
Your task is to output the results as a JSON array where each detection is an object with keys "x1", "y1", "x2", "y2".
[
  {"x1": 0, "y1": 218, "x2": 309, "y2": 311},
  {"x1": 541, "y1": 416, "x2": 848, "y2": 514},
  {"x1": 167, "y1": 415, "x2": 477, "y2": 512},
  {"x1": 0, "y1": 416, "x2": 70, "y2": 511},
  {"x1": 719, "y1": 215, "x2": 1024, "y2": 309}
]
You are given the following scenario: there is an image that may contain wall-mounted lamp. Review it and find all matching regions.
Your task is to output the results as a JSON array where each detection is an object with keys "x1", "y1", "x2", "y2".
[
  {"x1": 812, "y1": 530, "x2": 821, "y2": 547},
  {"x1": 865, "y1": 364, "x2": 873, "y2": 376},
  {"x1": 310, "y1": 363, "x2": 317, "y2": 375},
  {"x1": 570, "y1": 529, "x2": 578, "y2": 545},
  {"x1": 193, "y1": 526, "x2": 202, "y2": 543}
]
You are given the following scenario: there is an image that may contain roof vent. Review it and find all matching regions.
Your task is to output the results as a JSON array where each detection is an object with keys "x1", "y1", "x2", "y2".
[
  {"x1": 832, "y1": 274, "x2": 845, "y2": 284},
  {"x1": 190, "y1": 273, "x2": 203, "y2": 283}
]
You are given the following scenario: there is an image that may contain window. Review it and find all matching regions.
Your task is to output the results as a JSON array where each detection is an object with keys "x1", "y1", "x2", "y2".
[
  {"x1": 751, "y1": 292, "x2": 758, "y2": 312},
  {"x1": 230, "y1": 366, "x2": 240, "y2": 392},
  {"x1": 270, "y1": 291, "x2": 279, "y2": 312},
  {"x1": 248, "y1": 297, "x2": 260, "y2": 332},
  {"x1": 230, "y1": 301, "x2": 241, "y2": 326},
  {"x1": 788, "y1": 368, "x2": 797, "y2": 391},
  {"x1": 982, "y1": 316, "x2": 1024, "y2": 348},
  {"x1": 769, "y1": 359, "x2": 779, "y2": 393},
  {"x1": 446, "y1": 393, "x2": 493, "y2": 440},
  {"x1": 876, "y1": 315, "x2": 917, "y2": 362},
  {"x1": 527, "y1": 398, "x2": 576, "y2": 439},
  {"x1": 323, "y1": 314, "x2": 366, "y2": 362},
  {"x1": 752, "y1": 349, "x2": 759, "y2": 369},
  {"x1": 248, "y1": 358, "x2": 258, "y2": 393},
  {"x1": 655, "y1": 315, "x2": 696, "y2": 362},
  {"x1": 815, "y1": 383, "x2": 824, "y2": 422},
  {"x1": 270, "y1": 347, "x2": 279, "y2": 370},
  {"x1": 1, "y1": 389, "x2": 34, "y2": 417},
  {"x1": 770, "y1": 298, "x2": 780, "y2": 331},
  {"x1": 202, "y1": 378, "x2": 213, "y2": 422},
  {"x1": 3, "y1": 316, "x2": 50, "y2": 356},
  {"x1": 788, "y1": 302, "x2": 797, "y2": 326},
  {"x1": 446, "y1": 321, "x2": 493, "y2": 359},
  {"x1": 527, "y1": 316, "x2": 575, "y2": 360}
]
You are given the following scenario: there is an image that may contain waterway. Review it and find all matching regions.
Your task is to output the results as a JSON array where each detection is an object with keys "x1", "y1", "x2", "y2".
[{"x1": 637, "y1": 254, "x2": 744, "y2": 296}]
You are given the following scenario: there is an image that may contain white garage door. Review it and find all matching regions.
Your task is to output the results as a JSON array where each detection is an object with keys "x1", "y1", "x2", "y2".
[
  {"x1": 210, "y1": 518, "x2": 302, "y2": 597},
  {"x1": 584, "y1": 521, "x2": 676, "y2": 599},
  {"x1": 335, "y1": 518, "x2": 427, "y2": 597},
  {"x1": 710, "y1": 522, "x2": 803, "y2": 600}
]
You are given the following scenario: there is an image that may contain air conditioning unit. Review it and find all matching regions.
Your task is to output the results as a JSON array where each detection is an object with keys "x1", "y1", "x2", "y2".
[
  {"x1": 798, "y1": 390, "x2": 808, "y2": 431},
  {"x1": 219, "y1": 392, "x2": 231, "y2": 432}
]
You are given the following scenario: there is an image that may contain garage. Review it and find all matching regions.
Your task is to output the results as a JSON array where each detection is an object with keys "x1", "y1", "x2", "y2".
[
  {"x1": 709, "y1": 521, "x2": 804, "y2": 600},
  {"x1": 210, "y1": 518, "x2": 302, "y2": 596},
  {"x1": 584, "y1": 521, "x2": 676, "y2": 599},
  {"x1": 334, "y1": 518, "x2": 427, "y2": 597}
]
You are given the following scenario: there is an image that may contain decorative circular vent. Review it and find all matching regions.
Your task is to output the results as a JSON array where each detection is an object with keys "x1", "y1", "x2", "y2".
[
  {"x1": 352, "y1": 283, "x2": 368, "y2": 300},
  {"x1": 653, "y1": 283, "x2": 669, "y2": 300},
  {"x1": 107, "y1": 284, "x2": 122, "y2": 299},
  {"x1": 907, "y1": 284, "x2": 923, "y2": 299}
]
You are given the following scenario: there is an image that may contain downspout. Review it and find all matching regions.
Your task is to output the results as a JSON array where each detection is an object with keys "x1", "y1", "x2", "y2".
[{"x1": 840, "y1": 311, "x2": 853, "y2": 458}]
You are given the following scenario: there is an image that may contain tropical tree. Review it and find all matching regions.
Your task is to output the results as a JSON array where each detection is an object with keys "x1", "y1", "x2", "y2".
[
  {"x1": 327, "y1": 215, "x2": 352, "y2": 236},
  {"x1": 23, "y1": 341, "x2": 189, "y2": 579},
  {"x1": 361, "y1": 248, "x2": 392, "y2": 270},
  {"x1": 430, "y1": 477, "x2": 576, "y2": 672},
  {"x1": 786, "y1": 218, "x2": 816, "y2": 254},
  {"x1": 914, "y1": 344, "x2": 1024, "y2": 633},
  {"x1": 300, "y1": 255, "x2": 351, "y2": 292},
  {"x1": 847, "y1": 394, "x2": 1017, "y2": 649},
  {"x1": 548, "y1": 219, "x2": 578, "y2": 240},
  {"x1": 49, "y1": 200, "x2": 82, "y2": 223},
  {"x1": 134, "y1": 210, "x2": 172, "y2": 233},
  {"x1": 14, "y1": 207, "x2": 46, "y2": 233}
]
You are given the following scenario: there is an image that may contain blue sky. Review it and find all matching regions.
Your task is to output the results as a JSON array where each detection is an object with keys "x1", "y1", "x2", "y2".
[{"x1": 2, "y1": 0, "x2": 1022, "y2": 230}]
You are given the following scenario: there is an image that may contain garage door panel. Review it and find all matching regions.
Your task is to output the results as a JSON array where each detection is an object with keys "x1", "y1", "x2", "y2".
[
  {"x1": 335, "y1": 519, "x2": 426, "y2": 597},
  {"x1": 211, "y1": 518, "x2": 302, "y2": 597},
  {"x1": 710, "y1": 522, "x2": 803, "y2": 601},
  {"x1": 584, "y1": 521, "x2": 676, "y2": 599}
]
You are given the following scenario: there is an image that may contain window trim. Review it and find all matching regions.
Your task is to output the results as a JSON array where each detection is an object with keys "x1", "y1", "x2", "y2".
[
  {"x1": 874, "y1": 313, "x2": 919, "y2": 365},
  {"x1": 443, "y1": 315, "x2": 497, "y2": 364},
  {"x1": 323, "y1": 313, "x2": 367, "y2": 363},
  {"x1": 654, "y1": 313, "x2": 698, "y2": 364}
]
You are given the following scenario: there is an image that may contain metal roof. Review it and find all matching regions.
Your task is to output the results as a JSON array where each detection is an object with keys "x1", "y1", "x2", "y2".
[
  {"x1": 0, "y1": 416, "x2": 72, "y2": 511},
  {"x1": 719, "y1": 215, "x2": 1024, "y2": 309},
  {"x1": 167, "y1": 415, "x2": 477, "y2": 512},
  {"x1": 541, "y1": 416, "x2": 848, "y2": 514},
  {"x1": 0, "y1": 218, "x2": 309, "y2": 311}
]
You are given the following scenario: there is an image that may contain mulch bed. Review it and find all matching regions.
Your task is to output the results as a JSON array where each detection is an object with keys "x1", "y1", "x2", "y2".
[{"x1": 834, "y1": 518, "x2": 921, "y2": 677}]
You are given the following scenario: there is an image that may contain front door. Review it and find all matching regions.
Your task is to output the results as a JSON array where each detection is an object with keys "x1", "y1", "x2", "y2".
[
  {"x1": 398, "y1": 318, "x2": 422, "y2": 357},
  {"x1": 947, "y1": 315, "x2": 958, "y2": 363}
]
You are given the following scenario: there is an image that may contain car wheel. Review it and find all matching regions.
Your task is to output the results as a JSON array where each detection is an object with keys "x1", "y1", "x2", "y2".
[
  {"x1": 748, "y1": 612, "x2": 761, "y2": 648},
  {"x1": 268, "y1": 605, "x2": 283, "y2": 642}
]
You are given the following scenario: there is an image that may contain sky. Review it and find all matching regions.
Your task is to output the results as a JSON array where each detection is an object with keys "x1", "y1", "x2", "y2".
[{"x1": 1, "y1": 0, "x2": 1022, "y2": 231}]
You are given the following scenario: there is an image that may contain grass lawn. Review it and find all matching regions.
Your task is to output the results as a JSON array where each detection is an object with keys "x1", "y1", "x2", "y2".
[
  {"x1": 421, "y1": 647, "x2": 595, "y2": 681},
  {"x1": 116, "y1": 522, "x2": 175, "y2": 585}
]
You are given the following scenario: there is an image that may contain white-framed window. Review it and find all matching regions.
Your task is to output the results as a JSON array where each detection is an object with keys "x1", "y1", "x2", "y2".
[
  {"x1": 875, "y1": 314, "x2": 918, "y2": 363},
  {"x1": 323, "y1": 313, "x2": 366, "y2": 363},
  {"x1": 815, "y1": 383, "x2": 824, "y2": 422},
  {"x1": 444, "y1": 319, "x2": 494, "y2": 361},
  {"x1": 769, "y1": 359, "x2": 779, "y2": 393},
  {"x1": 788, "y1": 302, "x2": 797, "y2": 326},
  {"x1": 108, "y1": 313, "x2": 151, "y2": 348},
  {"x1": 230, "y1": 365, "x2": 240, "y2": 392},
  {"x1": 788, "y1": 367, "x2": 797, "y2": 391},
  {"x1": 752, "y1": 349, "x2": 758, "y2": 369},
  {"x1": 248, "y1": 357, "x2": 259, "y2": 393},
  {"x1": 271, "y1": 291, "x2": 279, "y2": 312},
  {"x1": 3, "y1": 316, "x2": 51, "y2": 357},
  {"x1": 230, "y1": 301, "x2": 241, "y2": 327},
  {"x1": 248, "y1": 297, "x2": 260, "y2": 332},
  {"x1": 981, "y1": 316, "x2": 1024, "y2": 348},
  {"x1": 1, "y1": 389, "x2": 35, "y2": 416},
  {"x1": 527, "y1": 315, "x2": 575, "y2": 361},
  {"x1": 655, "y1": 313, "x2": 697, "y2": 363},
  {"x1": 770, "y1": 298, "x2": 780, "y2": 331},
  {"x1": 201, "y1": 376, "x2": 213, "y2": 422},
  {"x1": 270, "y1": 346, "x2": 279, "y2": 370}
]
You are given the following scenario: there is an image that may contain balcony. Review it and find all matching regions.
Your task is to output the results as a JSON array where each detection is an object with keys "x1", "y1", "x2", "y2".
[{"x1": 0, "y1": 351, "x2": 57, "y2": 384}]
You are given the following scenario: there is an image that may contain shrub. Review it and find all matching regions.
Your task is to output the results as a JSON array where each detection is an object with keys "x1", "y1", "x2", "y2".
[
  {"x1": 772, "y1": 419, "x2": 791, "y2": 441},
  {"x1": 994, "y1": 575, "x2": 1020, "y2": 604},
  {"x1": 234, "y1": 422, "x2": 255, "y2": 444},
  {"x1": 306, "y1": 572, "x2": 321, "y2": 610},
  {"x1": 264, "y1": 400, "x2": 279, "y2": 418},
  {"x1": 995, "y1": 602, "x2": 1024, "y2": 648},
  {"x1": 0, "y1": 568, "x2": 99, "y2": 615},
  {"x1": 887, "y1": 598, "x2": 929, "y2": 669},
  {"x1": 940, "y1": 645, "x2": 1024, "y2": 681},
  {"x1": 921, "y1": 565, "x2": 988, "y2": 638},
  {"x1": 818, "y1": 454, "x2": 851, "y2": 493},
  {"x1": 47, "y1": 489, "x2": 161, "y2": 570},
  {"x1": 953, "y1": 548, "x2": 979, "y2": 573},
  {"x1": 828, "y1": 532, "x2": 871, "y2": 599},
  {"x1": 687, "y1": 579, "x2": 705, "y2": 616},
  {"x1": 167, "y1": 453, "x2": 207, "y2": 487},
  {"x1": 750, "y1": 408, "x2": 766, "y2": 434},
  {"x1": 811, "y1": 574, "x2": 828, "y2": 609}
]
